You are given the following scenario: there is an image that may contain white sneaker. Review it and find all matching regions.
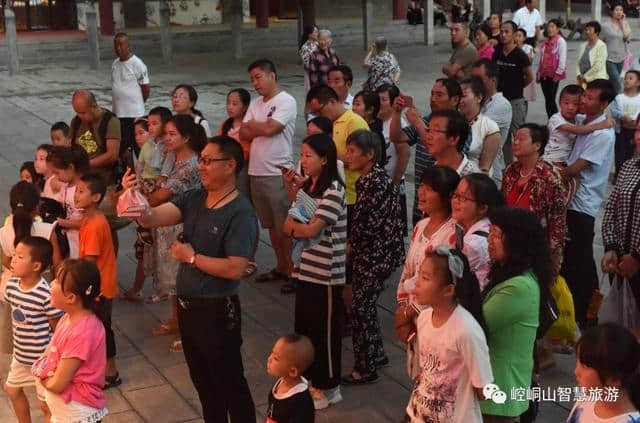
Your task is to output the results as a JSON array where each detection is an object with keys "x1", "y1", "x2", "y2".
[{"x1": 310, "y1": 386, "x2": 342, "y2": 410}]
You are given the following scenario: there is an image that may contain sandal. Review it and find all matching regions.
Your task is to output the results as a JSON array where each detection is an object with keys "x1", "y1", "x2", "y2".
[
  {"x1": 244, "y1": 261, "x2": 257, "y2": 277},
  {"x1": 255, "y1": 268, "x2": 287, "y2": 283},
  {"x1": 134, "y1": 239, "x2": 145, "y2": 260},
  {"x1": 104, "y1": 372, "x2": 122, "y2": 390},
  {"x1": 145, "y1": 294, "x2": 169, "y2": 304},
  {"x1": 341, "y1": 370, "x2": 379, "y2": 385},
  {"x1": 152, "y1": 322, "x2": 179, "y2": 336},
  {"x1": 169, "y1": 339, "x2": 183, "y2": 353},
  {"x1": 122, "y1": 290, "x2": 143, "y2": 302}
]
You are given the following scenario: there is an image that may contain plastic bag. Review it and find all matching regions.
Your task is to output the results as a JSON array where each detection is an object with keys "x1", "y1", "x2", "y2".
[
  {"x1": 545, "y1": 275, "x2": 577, "y2": 343},
  {"x1": 598, "y1": 275, "x2": 640, "y2": 330},
  {"x1": 116, "y1": 188, "x2": 149, "y2": 218},
  {"x1": 623, "y1": 51, "x2": 634, "y2": 72}
]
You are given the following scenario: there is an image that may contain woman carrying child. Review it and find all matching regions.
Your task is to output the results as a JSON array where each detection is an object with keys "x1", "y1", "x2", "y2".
[{"x1": 281, "y1": 133, "x2": 347, "y2": 410}]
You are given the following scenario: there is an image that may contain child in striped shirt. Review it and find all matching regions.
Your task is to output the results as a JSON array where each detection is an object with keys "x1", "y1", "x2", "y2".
[{"x1": 3, "y1": 236, "x2": 62, "y2": 423}]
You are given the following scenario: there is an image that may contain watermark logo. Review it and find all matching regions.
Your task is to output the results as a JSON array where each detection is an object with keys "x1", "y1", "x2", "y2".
[{"x1": 483, "y1": 383, "x2": 507, "y2": 404}]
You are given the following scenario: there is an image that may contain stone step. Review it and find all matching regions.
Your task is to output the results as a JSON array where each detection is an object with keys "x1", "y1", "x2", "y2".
[{"x1": 0, "y1": 20, "x2": 428, "y2": 66}]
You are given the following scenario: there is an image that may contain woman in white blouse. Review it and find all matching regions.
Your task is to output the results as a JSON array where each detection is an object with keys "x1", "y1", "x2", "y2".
[{"x1": 459, "y1": 77, "x2": 502, "y2": 185}]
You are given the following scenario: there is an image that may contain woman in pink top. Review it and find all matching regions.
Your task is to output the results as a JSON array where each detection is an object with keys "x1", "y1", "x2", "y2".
[
  {"x1": 536, "y1": 19, "x2": 567, "y2": 118},
  {"x1": 32, "y1": 259, "x2": 108, "y2": 423},
  {"x1": 474, "y1": 24, "x2": 495, "y2": 61}
]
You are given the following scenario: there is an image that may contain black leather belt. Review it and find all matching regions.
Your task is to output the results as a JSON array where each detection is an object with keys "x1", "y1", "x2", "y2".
[{"x1": 178, "y1": 295, "x2": 236, "y2": 310}]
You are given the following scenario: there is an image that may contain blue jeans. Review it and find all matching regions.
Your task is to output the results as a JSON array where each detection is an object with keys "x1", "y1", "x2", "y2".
[{"x1": 606, "y1": 60, "x2": 624, "y2": 94}]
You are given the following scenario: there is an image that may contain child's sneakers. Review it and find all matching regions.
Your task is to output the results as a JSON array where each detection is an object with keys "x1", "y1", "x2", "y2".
[{"x1": 309, "y1": 386, "x2": 342, "y2": 410}]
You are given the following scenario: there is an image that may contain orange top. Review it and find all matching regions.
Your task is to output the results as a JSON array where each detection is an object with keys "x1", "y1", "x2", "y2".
[
  {"x1": 217, "y1": 121, "x2": 251, "y2": 161},
  {"x1": 79, "y1": 214, "x2": 118, "y2": 299}
]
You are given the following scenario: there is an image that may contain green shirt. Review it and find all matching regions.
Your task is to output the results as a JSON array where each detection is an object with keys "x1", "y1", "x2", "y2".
[{"x1": 480, "y1": 271, "x2": 540, "y2": 417}]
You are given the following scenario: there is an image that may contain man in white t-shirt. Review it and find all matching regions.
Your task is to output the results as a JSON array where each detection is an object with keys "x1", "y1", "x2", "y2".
[
  {"x1": 513, "y1": 0, "x2": 543, "y2": 46},
  {"x1": 239, "y1": 59, "x2": 297, "y2": 290},
  {"x1": 112, "y1": 33, "x2": 150, "y2": 156}
]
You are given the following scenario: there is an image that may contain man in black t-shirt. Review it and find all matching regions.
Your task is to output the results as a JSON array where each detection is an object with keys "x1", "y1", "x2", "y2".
[
  {"x1": 492, "y1": 20, "x2": 533, "y2": 165},
  {"x1": 130, "y1": 136, "x2": 258, "y2": 422}
]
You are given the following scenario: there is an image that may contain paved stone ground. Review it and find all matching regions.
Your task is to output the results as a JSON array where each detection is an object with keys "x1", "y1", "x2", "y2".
[{"x1": 0, "y1": 19, "x2": 627, "y2": 422}]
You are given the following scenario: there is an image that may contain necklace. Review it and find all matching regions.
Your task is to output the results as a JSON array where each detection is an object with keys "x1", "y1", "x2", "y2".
[
  {"x1": 206, "y1": 187, "x2": 237, "y2": 209},
  {"x1": 519, "y1": 166, "x2": 535, "y2": 179}
]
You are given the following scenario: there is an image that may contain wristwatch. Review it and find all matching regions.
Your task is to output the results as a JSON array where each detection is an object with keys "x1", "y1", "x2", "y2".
[{"x1": 188, "y1": 253, "x2": 196, "y2": 265}]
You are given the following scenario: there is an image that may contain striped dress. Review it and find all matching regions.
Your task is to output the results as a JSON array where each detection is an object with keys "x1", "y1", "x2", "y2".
[
  {"x1": 4, "y1": 277, "x2": 62, "y2": 365},
  {"x1": 292, "y1": 180, "x2": 347, "y2": 286}
]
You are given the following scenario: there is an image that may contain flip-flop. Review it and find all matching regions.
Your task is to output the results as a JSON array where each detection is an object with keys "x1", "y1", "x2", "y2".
[
  {"x1": 145, "y1": 294, "x2": 169, "y2": 304},
  {"x1": 122, "y1": 290, "x2": 143, "y2": 302},
  {"x1": 152, "y1": 322, "x2": 179, "y2": 336},
  {"x1": 255, "y1": 268, "x2": 287, "y2": 283},
  {"x1": 104, "y1": 372, "x2": 122, "y2": 390}
]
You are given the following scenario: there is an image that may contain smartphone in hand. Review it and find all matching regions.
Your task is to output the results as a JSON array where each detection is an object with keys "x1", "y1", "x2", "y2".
[{"x1": 401, "y1": 95, "x2": 414, "y2": 108}]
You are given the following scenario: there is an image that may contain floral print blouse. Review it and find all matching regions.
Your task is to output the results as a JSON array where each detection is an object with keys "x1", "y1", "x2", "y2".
[
  {"x1": 363, "y1": 51, "x2": 400, "y2": 92},
  {"x1": 309, "y1": 48, "x2": 340, "y2": 87},
  {"x1": 350, "y1": 166, "x2": 405, "y2": 282},
  {"x1": 602, "y1": 157, "x2": 640, "y2": 261},
  {"x1": 501, "y1": 159, "x2": 567, "y2": 276},
  {"x1": 299, "y1": 40, "x2": 318, "y2": 70}
]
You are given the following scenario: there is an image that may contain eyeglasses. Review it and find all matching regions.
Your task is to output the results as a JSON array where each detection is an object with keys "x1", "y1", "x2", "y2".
[
  {"x1": 425, "y1": 127, "x2": 448, "y2": 135},
  {"x1": 198, "y1": 156, "x2": 231, "y2": 166},
  {"x1": 452, "y1": 192, "x2": 476, "y2": 203}
]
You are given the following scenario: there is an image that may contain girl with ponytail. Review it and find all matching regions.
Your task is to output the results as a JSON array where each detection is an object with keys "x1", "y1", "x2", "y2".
[
  {"x1": 33, "y1": 259, "x2": 108, "y2": 422},
  {"x1": 0, "y1": 181, "x2": 62, "y2": 354},
  {"x1": 568, "y1": 322, "x2": 640, "y2": 422}
]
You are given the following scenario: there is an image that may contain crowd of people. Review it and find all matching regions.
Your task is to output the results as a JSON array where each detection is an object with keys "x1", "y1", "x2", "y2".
[{"x1": 1, "y1": 2, "x2": 640, "y2": 421}]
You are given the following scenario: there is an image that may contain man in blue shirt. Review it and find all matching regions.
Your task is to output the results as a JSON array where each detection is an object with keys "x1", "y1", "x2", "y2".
[{"x1": 561, "y1": 79, "x2": 616, "y2": 328}]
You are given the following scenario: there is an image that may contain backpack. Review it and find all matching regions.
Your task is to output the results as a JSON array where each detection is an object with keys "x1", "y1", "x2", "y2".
[
  {"x1": 69, "y1": 108, "x2": 117, "y2": 151},
  {"x1": 39, "y1": 197, "x2": 70, "y2": 259}
]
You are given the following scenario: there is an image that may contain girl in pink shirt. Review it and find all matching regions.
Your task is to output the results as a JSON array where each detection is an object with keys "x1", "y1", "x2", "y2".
[{"x1": 32, "y1": 259, "x2": 108, "y2": 423}]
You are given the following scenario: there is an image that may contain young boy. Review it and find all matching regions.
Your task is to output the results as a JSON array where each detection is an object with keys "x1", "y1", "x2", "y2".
[
  {"x1": 611, "y1": 70, "x2": 640, "y2": 176},
  {"x1": 3, "y1": 236, "x2": 62, "y2": 423},
  {"x1": 266, "y1": 334, "x2": 315, "y2": 423},
  {"x1": 75, "y1": 172, "x2": 121, "y2": 388},
  {"x1": 49, "y1": 122, "x2": 72, "y2": 146},
  {"x1": 543, "y1": 84, "x2": 614, "y2": 165}
]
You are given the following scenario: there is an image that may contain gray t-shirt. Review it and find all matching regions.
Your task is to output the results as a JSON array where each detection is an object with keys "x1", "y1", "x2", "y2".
[
  {"x1": 450, "y1": 41, "x2": 478, "y2": 80},
  {"x1": 172, "y1": 189, "x2": 258, "y2": 298},
  {"x1": 580, "y1": 45, "x2": 593, "y2": 75},
  {"x1": 600, "y1": 20, "x2": 628, "y2": 63}
]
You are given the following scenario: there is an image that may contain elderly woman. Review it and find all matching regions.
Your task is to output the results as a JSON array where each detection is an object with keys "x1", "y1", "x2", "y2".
[
  {"x1": 481, "y1": 207, "x2": 553, "y2": 422},
  {"x1": 342, "y1": 129, "x2": 404, "y2": 384},
  {"x1": 601, "y1": 128, "x2": 640, "y2": 321},
  {"x1": 501, "y1": 123, "x2": 567, "y2": 277},
  {"x1": 309, "y1": 29, "x2": 340, "y2": 88},
  {"x1": 601, "y1": 1, "x2": 632, "y2": 93},
  {"x1": 536, "y1": 19, "x2": 567, "y2": 118},
  {"x1": 299, "y1": 24, "x2": 319, "y2": 94},
  {"x1": 576, "y1": 21, "x2": 609, "y2": 89},
  {"x1": 362, "y1": 36, "x2": 401, "y2": 91}
]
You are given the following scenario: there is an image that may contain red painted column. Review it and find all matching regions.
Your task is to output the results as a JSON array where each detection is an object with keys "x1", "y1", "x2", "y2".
[
  {"x1": 393, "y1": 0, "x2": 407, "y2": 20},
  {"x1": 99, "y1": 0, "x2": 115, "y2": 35},
  {"x1": 256, "y1": 0, "x2": 269, "y2": 27}
]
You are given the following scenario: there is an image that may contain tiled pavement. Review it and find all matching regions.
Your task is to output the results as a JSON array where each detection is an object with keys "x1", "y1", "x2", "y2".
[{"x1": 0, "y1": 19, "x2": 624, "y2": 421}]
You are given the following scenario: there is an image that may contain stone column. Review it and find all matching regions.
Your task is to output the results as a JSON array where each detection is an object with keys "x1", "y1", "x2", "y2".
[
  {"x1": 159, "y1": 0, "x2": 173, "y2": 64},
  {"x1": 86, "y1": 3, "x2": 100, "y2": 70},
  {"x1": 363, "y1": 0, "x2": 373, "y2": 51},
  {"x1": 4, "y1": 7, "x2": 19, "y2": 76},
  {"x1": 482, "y1": 0, "x2": 491, "y2": 20},
  {"x1": 539, "y1": 0, "x2": 546, "y2": 23},
  {"x1": 424, "y1": 0, "x2": 434, "y2": 46},
  {"x1": 231, "y1": 0, "x2": 243, "y2": 59},
  {"x1": 591, "y1": 0, "x2": 601, "y2": 21}
]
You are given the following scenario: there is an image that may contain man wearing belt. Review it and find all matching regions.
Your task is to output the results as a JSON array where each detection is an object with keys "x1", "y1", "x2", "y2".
[{"x1": 132, "y1": 135, "x2": 258, "y2": 422}]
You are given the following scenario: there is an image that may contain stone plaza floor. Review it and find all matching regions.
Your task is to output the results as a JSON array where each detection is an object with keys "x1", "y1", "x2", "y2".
[{"x1": 0, "y1": 21, "x2": 624, "y2": 421}]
